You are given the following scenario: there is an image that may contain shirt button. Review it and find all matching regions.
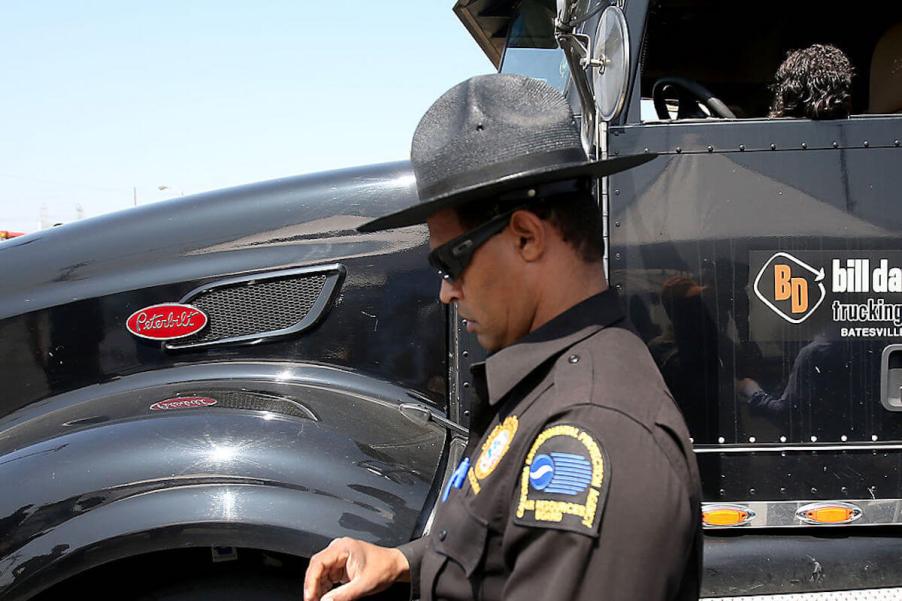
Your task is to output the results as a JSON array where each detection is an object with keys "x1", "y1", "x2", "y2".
[
  {"x1": 568, "y1": 354, "x2": 580, "y2": 364},
  {"x1": 439, "y1": 529, "x2": 447, "y2": 541}
]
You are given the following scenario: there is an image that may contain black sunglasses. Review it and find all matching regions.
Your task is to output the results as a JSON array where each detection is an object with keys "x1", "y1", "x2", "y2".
[
  {"x1": 427, "y1": 179, "x2": 588, "y2": 282},
  {"x1": 428, "y1": 208, "x2": 517, "y2": 282}
]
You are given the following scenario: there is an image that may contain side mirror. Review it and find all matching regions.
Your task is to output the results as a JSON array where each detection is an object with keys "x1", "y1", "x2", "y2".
[{"x1": 591, "y1": 5, "x2": 630, "y2": 121}]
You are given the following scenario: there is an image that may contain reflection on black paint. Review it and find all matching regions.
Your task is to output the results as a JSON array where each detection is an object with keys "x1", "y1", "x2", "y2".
[
  {"x1": 648, "y1": 276, "x2": 722, "y2": 442},
  {"x1": 638, "y1": 261, "x2": 762, "y2": 444},
  {"x1": 0, "y1": 505, "x2": 35, "y2": 557},
  {"x1": 738, "y1": 335, "x2": 884, "y2": 440},
  {"x1": 46, "y1": 299, "x2": 104, "y2": 392},
  {"x1": 2, "y1": 494, "x2": 106, "y2": 561},
  {"x1": 344, "y1": 483, "x2": 419, "y2": 539},
  {"x1": 357, "y1": 460, "x2": 420, "y2": 486},
  {"x1": 9, "y1": 544, "x2": 69, "y2": 586}
]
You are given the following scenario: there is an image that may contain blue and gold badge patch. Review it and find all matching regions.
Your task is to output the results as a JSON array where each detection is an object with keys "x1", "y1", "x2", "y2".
[
  {"x1": 514, "y1": 423, "x2": 610, "y2": 536},
  {"x1": 468, "y1": 415, "x2": 518, "y2": 494}
]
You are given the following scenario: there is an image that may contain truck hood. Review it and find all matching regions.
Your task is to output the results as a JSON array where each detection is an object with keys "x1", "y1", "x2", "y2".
[{"x1": 0, "y1": 161, "x2": 418, "y2": 320}]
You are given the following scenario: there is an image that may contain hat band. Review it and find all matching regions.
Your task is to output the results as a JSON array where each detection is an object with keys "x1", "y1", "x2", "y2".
[
  {"x1": 499, "y1": 178, "x2": 586, "y2": 201},
  {"x1": 417, "y1": 147, "x2": 589, "y2": 200}
]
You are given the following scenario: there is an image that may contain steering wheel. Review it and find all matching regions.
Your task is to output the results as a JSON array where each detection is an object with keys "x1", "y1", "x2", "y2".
[{"x1": 652, "y1": 77, "x2": 736, "y2": 120}]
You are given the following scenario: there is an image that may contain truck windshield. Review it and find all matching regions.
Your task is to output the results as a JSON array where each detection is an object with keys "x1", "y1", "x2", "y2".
[{"x1": 500, "y1": 0, "x2": 570, "y2": 92}]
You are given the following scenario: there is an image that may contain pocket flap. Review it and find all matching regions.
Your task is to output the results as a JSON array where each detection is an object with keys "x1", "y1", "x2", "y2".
[{"x1": 431, "y1": 499, "x2": 488, "y2": 577}]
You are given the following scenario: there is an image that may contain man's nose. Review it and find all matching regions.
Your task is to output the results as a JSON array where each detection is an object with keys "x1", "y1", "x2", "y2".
[{"x1": 439, "y1": 278, "x2": 461, "y2": 305}]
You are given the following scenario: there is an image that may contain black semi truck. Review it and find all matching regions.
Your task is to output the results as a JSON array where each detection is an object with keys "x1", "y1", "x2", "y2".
[{"x1": 3, "y1": 0, "x2": 902, "y2": 599}]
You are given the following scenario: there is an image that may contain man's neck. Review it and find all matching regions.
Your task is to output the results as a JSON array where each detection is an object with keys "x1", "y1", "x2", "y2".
[{"x1": 529, "y1": 262, "x2": 607, "y2": 334}]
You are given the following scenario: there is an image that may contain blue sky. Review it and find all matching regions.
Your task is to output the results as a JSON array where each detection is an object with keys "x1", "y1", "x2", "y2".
[{"x1": 0, "y1": 2, "x2": 493, "y2": 232}]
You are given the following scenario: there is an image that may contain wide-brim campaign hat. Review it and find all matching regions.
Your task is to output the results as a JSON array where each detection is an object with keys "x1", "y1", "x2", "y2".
[{"x1": 358, "y1": 73, "x2": 656, "y2": 233}]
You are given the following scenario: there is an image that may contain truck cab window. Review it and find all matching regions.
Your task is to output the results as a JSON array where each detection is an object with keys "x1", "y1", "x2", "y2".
[
  {"x1": 500, "y1": 0, "x2": 570, "y2": 92},
  {"x1": 640, "y1": 0, "x2": 902, "y2": 121}
]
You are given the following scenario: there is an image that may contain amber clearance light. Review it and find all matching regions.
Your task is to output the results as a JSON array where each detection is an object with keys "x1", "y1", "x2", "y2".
[
  {"x1": 702, "y1": 504, "x2": 756, "y2": 528},
  {"x1": 797, "y1": 502, "x2": 862, "y2": 525}
]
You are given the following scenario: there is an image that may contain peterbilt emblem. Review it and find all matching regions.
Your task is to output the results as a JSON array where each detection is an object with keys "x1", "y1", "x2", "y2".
[
  {"x1": 150, "y1": 396, "x2": 218, "y2": 411},
  {"x1": 126, "y1": 303, "x2": 208, "y2": 340}
]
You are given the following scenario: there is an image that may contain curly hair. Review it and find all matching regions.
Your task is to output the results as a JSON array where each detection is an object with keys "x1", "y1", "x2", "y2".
[{"x1": 769, "y1": 44, "x2": 854, "y2": 119}]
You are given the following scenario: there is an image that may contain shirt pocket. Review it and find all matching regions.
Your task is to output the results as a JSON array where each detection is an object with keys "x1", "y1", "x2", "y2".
[
  {"x1": 434, "y1": 499, "x2": 489, "y2": 576},
  {"x1": 420, "y1": 497, "x2": 489, "y2": 601}
]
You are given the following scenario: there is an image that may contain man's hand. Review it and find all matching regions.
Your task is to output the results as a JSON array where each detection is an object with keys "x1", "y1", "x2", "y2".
[
  {"x1": 737, "y1": 377, "x2": 763, "y2": 399},
  {"x1": 303, "y1": 537, "x2": 410, "y2": 601}
]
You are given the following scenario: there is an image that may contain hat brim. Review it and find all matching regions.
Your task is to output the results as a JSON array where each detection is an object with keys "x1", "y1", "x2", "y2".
[{"x1": 357, "y1": 153, "x2": 657, "y2": 233}]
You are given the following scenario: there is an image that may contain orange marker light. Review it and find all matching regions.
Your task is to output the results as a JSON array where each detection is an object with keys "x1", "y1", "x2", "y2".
[
  {"x1": 797, "y1": 503, "x2": 862, "y2": 525},
  {"x1": 702, "y1": 505, "x2": 755, "y2": 527}
]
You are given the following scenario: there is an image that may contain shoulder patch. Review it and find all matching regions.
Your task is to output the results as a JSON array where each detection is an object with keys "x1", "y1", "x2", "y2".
[
  {"x1": 513, "y1": 423, "x2": 610, "y2": 536},
  {"x1": 468, "y1": 415, "x2": 518, "y2": 494}
]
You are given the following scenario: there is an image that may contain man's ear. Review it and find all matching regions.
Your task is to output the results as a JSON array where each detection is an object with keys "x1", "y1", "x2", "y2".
[{"x1": 508, "y1": 210, "x2": 546, "y2": 262}]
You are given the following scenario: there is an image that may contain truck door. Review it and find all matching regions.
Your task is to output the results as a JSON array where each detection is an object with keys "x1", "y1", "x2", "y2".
[{"x1": 607, "y1": 0, "x2": 902, "y2": 534}]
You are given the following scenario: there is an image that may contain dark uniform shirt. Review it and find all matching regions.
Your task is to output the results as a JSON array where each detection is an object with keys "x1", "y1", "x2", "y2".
[{"x1": 398, "y1": 289, "x2": 702, "y2": 601}]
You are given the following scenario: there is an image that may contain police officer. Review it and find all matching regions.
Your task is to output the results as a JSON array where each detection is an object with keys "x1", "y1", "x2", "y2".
[{"x1": 304, "y1": 74, "x2": 702, "y2": 601}]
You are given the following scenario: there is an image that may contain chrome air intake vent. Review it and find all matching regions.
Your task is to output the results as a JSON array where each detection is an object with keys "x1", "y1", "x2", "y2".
[
  {"x1": 165, "y1": 264, "x2": 344, "y2": 351},
  {"x1": 187, "y1": 276, "x2": 326, "y2": 341}
]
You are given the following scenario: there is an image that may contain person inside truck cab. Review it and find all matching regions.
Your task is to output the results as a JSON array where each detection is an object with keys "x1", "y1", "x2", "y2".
[
  {"x1": 303, "y1": 74, "x2": 702, "y2": 601},
  {"x1": 768, "y1": 44, "x2": 854, "y2": 119},
  {"x1": 637, "y1": 2, "x2": 902, "y2": 120}
]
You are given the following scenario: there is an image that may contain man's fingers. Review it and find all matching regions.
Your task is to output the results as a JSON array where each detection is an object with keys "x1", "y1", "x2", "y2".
[
  {"x1": 327, "y1": 558, "x2": 349, "y2": 586},
  {"x1": 321, "y1": 577, "x2": 372, "y2": 601},
  {"x1": 304, "y1": 538, "x2": 399, "y2": 601},
  {"x1": 304, "y1": 544, "x2": 348, "y2": 601},
  {"x1": 304, "y1": 552, "x2": 328, "y2": 600}
]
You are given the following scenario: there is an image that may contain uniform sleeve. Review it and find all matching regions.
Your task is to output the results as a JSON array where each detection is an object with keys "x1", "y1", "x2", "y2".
[
  {"x1": 500, "y1": 405, "x2": 698, "y2": 601},
  {"x1": 395, "y1": 536, "x2": 428, "y2": 598},
  {"x1": 747, "y1": 389, "x2": 787, "y2": 417}
]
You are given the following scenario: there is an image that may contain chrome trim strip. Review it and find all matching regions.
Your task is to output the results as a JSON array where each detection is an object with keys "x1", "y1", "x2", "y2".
[
  {"x1": 694, "y1": 443, "x2": 902, "y2": 454},
  {"x1": 702, "y1": 499, "x2": 902, "y2": 529},
  {"x1": 448, "y1": 302, "x2": 461, "y2": 424},
  {"x1": 703, "y1": 588, "x2": 902, "y2": 600}
]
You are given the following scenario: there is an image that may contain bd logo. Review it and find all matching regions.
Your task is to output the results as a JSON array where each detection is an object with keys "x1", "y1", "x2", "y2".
[{"x1": 754, "y1": 252, "x2": 826, "y2": 324}]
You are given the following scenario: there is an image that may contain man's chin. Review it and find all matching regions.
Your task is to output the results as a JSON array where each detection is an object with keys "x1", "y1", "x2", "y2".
[{"x1": 474, "y1": 331, "x2": 502, "y2": 353}]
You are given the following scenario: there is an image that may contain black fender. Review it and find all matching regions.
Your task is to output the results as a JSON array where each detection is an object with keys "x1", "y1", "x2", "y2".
[{"x1": 0, "y1": 362, "x2": 447, "y2": 599}]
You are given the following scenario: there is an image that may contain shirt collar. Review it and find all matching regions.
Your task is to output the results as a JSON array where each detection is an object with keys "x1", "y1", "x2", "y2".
[{"x1": 473, "y1": 287, "x2": 626, "y2": 406}]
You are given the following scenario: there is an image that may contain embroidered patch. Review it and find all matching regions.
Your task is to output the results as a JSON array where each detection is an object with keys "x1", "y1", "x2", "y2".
[
  {"x1": 468, "y1": 416, "x2": 518, "y2": 494},
  {"x1": 529, "y1": 452, "x2": 592, "y2": 494},
  {"x1": 514, "y1": 423, "x2": 610, "y2": 536}
]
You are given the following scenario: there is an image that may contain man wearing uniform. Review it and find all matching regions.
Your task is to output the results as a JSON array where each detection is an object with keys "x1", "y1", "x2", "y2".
[{"x1": 304, "y1": 74, "x2": 702, "y2": 601}]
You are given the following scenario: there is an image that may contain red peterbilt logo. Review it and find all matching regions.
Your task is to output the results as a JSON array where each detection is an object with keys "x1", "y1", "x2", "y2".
[
  {"x1": 126, "y1": 303, "x2": 207, "y2": 340},
  {"x1": 150, "y1": 396, "x2": 218, "y2": 411}
]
